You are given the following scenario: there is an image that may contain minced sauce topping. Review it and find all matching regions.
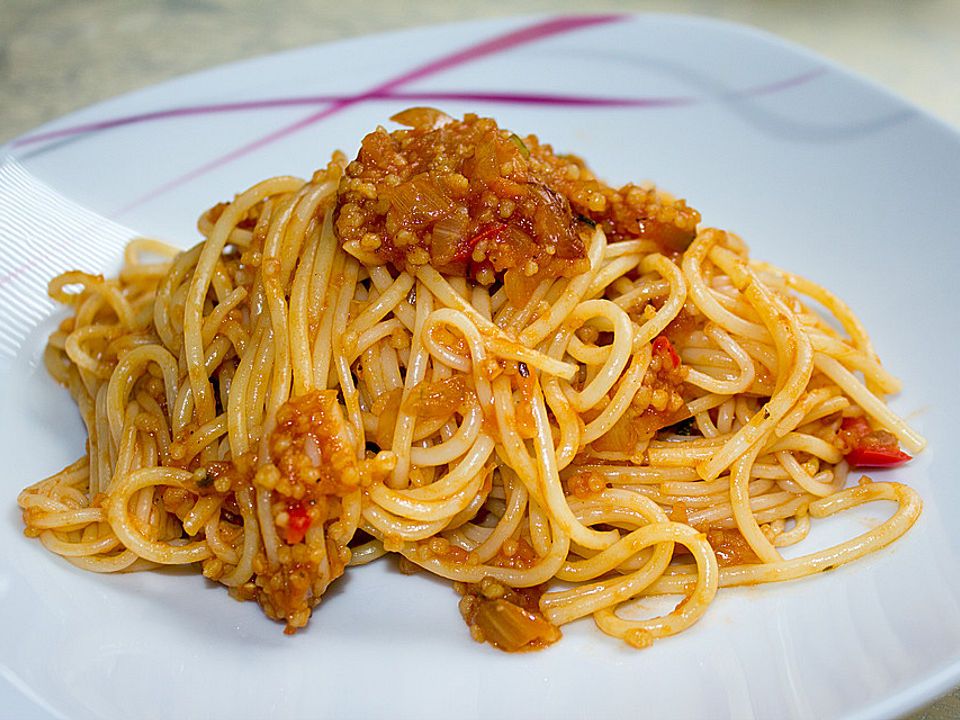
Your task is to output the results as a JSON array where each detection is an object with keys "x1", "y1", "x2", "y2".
[{"x1": 335, "y1": 108, "x2": 701, "y2": 286}]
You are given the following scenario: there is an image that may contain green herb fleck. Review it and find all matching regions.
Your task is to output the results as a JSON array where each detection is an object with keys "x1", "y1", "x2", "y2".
[{"x1": 508, "y1": 133, "x2": 530, "y2": 158}]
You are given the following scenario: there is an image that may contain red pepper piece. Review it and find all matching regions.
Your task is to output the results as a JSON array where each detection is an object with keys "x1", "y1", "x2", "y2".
[
  {"x1": 652, "y1": 335, "x2": 680, "y2": 369},
  {"x1": 840, "y1": 416, "x2": 872, "y2": 438},
  {"x1": 846, "y1": 446, "x2": 912, "y2": 468},
  {"x1": 284, "y1": 501, "x2": 312, "y2": 545},
  {"x1": 452, "y1": 222, "x2": 507, "y2": 264},
  {"x1": 840, "y1": 416, "x2": 911, "y2": 468}
]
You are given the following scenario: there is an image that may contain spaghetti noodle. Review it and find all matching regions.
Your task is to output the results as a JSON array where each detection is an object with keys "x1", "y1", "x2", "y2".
[{"x1": 18, "y1": 109, "x2": 924, "y2": 650}]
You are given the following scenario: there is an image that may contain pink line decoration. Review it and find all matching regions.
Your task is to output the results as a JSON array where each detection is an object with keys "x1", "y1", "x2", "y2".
[
  {"x1": 11, "y1": 72, "x2": 828, "y2": 152},
  {"x1": 116, "y1": 14, "x2": 626, "y2": 213},
  {"x1": 6, "y1": 14, "x2": 828, "y2": 219},
  {"x1": 11, "y1": 91, "x2": 689, "y2": 149}
]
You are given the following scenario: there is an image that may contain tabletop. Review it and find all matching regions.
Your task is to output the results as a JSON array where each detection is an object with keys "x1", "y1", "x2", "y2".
[{"x1": 1, "y1": 2, "x2": 958, "y2": 718}]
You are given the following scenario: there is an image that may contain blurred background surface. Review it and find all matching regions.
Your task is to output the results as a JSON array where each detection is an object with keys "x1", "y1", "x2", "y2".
[{"x1": 1, "y1": 2, "x2": 957, "y2": 718}]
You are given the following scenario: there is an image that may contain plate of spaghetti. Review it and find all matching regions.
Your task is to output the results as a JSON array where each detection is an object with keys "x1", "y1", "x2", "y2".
[{"x1": 2, "y1": 14, "x2": 959, "y2": 720}]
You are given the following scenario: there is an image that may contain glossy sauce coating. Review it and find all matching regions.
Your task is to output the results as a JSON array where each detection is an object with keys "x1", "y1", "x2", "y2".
[{"x1": 336, "y1": 108, "x2": 700, "y2": 289}]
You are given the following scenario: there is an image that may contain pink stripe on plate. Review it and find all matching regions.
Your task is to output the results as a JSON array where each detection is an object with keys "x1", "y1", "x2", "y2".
[{"x1": 117, "y1": 14, "x2": 627, "y2": 213}]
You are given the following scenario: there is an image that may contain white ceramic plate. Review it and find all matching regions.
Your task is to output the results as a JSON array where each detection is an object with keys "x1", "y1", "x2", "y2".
[{"x1": 2, "y1": 14, "x2": 958, "y2": 720}]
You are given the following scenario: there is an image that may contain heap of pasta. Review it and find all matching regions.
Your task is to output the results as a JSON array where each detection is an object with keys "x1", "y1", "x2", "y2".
[{"x1": 19, "y1": 109, "x2": 924, "y2": 650}]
